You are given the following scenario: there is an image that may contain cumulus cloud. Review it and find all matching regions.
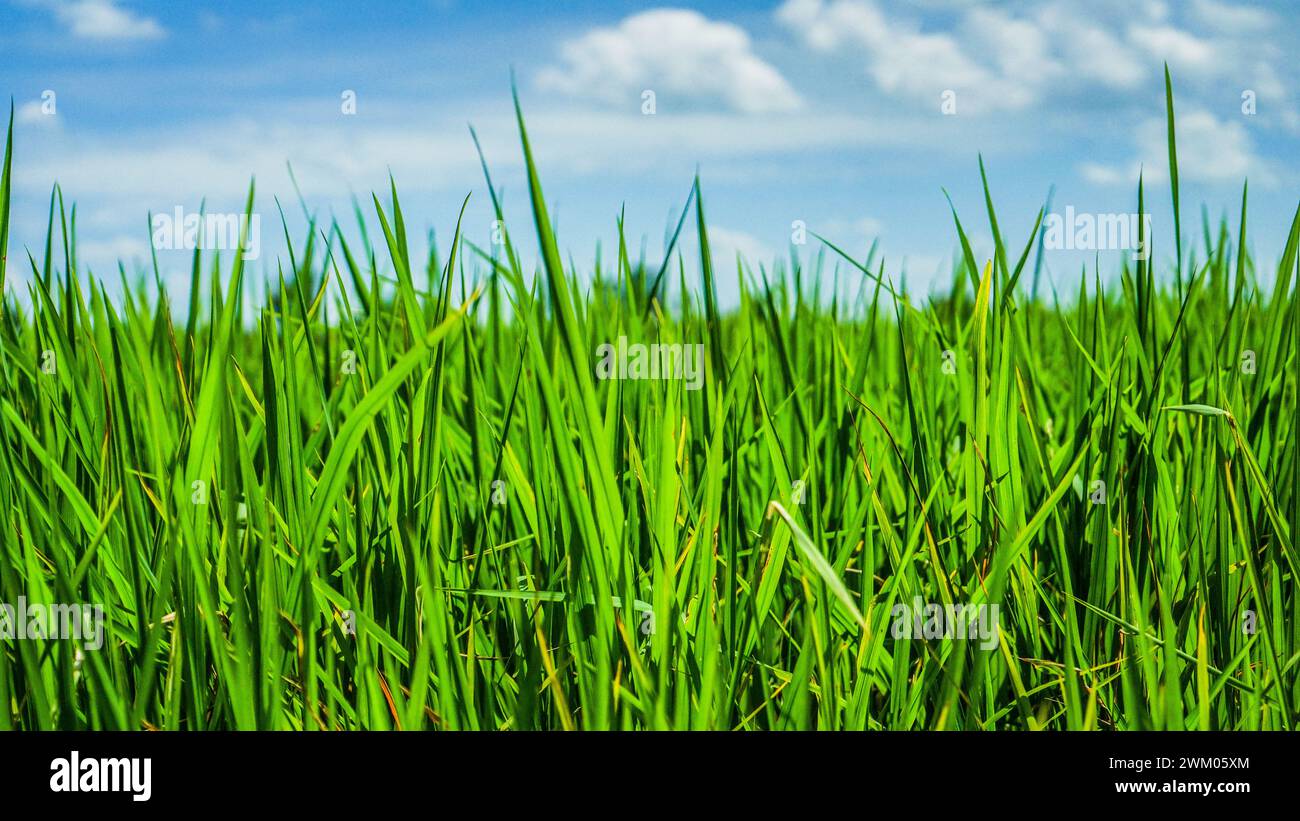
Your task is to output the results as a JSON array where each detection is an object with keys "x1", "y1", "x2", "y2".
[
  {"x1": 1081, "y1": 109, "x2": 1269, "y2": 186},
  {"x1": 16, "y1": 99, "x2": 59, "y2": 127},
  {"x1": 1189, "y1": 0, "x2": 1274, "y2": 33},
  {"x1": 76, "y1": 235, "x2": 152, "y2": 265},
  {"x1": 1034, "y1": 4, "x2": 1145, "y2": 89},
  {"x1": 777, "y1": 0, "x2": 1080, "y2": 112},
  {"x1": 776, "y1": 0, "x2": 1290, "y2": 118},
  {"x1": 700, "y1": 226, "x2": 776, "y2": 269},
  {"x1": 41, "y1": 0, "x2": 165, "y2": 42},
  {"x1": 818, "y1": 215, "x2": 884, "y2": 244},
  {"x1": 1126, "y1": 25, "x2": 1218, "y2": 75},
  {"x1": 537, "y1": 8, "x2": 802, "y2": 114}
]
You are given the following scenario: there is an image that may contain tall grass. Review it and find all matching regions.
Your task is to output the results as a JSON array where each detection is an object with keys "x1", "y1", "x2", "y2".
[{"x1": 0, "y1": 77, "x2": 1297, "y2": 731}]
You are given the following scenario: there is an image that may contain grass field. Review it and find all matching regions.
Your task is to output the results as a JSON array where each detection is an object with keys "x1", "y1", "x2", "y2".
[{"x1": 1, "y1": 74, "x2": 1298, "y2": 731}]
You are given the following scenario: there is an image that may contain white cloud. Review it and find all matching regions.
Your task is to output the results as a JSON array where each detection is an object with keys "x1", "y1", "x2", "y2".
[
  {"x1": 1125, "y1": 25, "x2": 1217, "y2": 75},
  {"x1": 13, "y1": 109, "x2": 956, "y2": 208},
  {"x1": 776, "y1": 0, "x2": 879, "y2": 54},
  {"x1": 776, "y1": 0, "x2": 1066, "y2": 112},
  {"x1": 1034, "y1": 5, "x2": 1145, "y2": 89},
  {"x1": 16, "y1": 100, "x2": 58, "y2": 127},
  {"x1": 818, "y1": 215, "x2": 884, "y2": 243},
  {"x1": 705, "y1": 226, "x2": 775, "y2": 267},
  {"x1": 1189, "y1": 0, "x2": 1274, "y2": 33},
  {"x1": 1143, "y1": 0, "x2": 1171, "y2": 22},
  {"x1": 537, "y1": 9, "x2": 802, "y2": 114},
  {"x1": 76, "y1": 234, "x2": 151, "y2": 265},
  {"x1": 776, "y1": 0, "x2": 1291, "y2": 118},
  {"x1": 16, "y1": 121, "x2": 477, "y2": 206},
  {"x1": 1079, "y1": 162, "x2": 1130, "y2": 186},
  {"x1": 1145, "y1": 110, "x2": 1261, "y2": 183},
  {"x1": 44, "y1": 0, "x2": 165, "y2": 42},
  {"x1": 671, "y1": 225, "x2": 775, "y2": 307},
  {"x1": 10, "y1": 102, "x2": 968, "y2": 280},
  {"x1": 1080, "y1": 108, "x2": 1270, "y2": 186},
  {"x1": 964, "y1": 8, "x2": 1060, "y2": 93}
]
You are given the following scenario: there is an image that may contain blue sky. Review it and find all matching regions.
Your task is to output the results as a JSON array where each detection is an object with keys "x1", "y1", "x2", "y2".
[{"x1": 2, "y1": 0, "x2": 1298, "y2": 307}]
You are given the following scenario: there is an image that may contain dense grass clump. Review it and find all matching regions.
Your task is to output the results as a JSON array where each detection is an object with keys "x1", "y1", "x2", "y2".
[{"x1": 1, "y1": 79, "x2": 1298, "y2": 730}]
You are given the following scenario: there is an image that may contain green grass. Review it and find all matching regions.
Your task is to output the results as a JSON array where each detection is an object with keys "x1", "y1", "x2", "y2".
[{"x1": 1, "y1": 77, "x2": 1298, "y2": 731}]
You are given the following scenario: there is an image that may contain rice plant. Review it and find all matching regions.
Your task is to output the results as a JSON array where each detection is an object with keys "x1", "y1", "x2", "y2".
[{"x1": 0, "y1": 73, "x2": 1297, "y2": 731}]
